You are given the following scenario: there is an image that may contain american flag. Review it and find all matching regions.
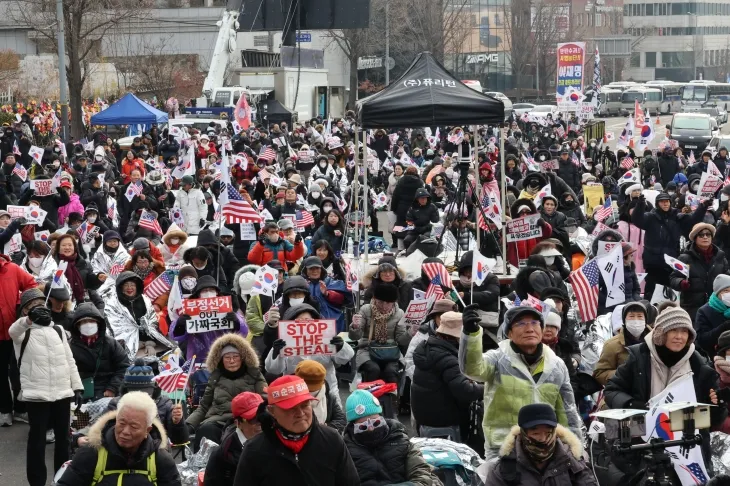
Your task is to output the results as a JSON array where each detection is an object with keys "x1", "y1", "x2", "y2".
[
  {"x1": 423, "y1": 262, "x2": 453, "y2": 300},
  {"x1": 259, "y1": 146, "x2": 277, "y2": 161},
  {"x1": 594, "y1": 196, "x2": 613, "y2": 222},
  {"x1": 144, "y1": 271, "x2": 174, "y2": 300},
  {"x1": 153, "y1": 370, "x2": 188, "y2": 394},
  {"x1": 138, "y1": 209, "x2": 163, "y2": 235},
  {"x1": 688, "y1": 151, "x2": 696, "y2": 166},
  {"x1": 477, "y1": 193, "x2": 497, "y2": 231},
  {"x1": 569, "y1": 259, "x2": 600, "y2": 321},
  {"x1": 76, "y1": 221, "x2": 94, "y2": 241},
  {"x1": 221, "y1": 183, "x2": 262, "y2": 224},
  {"x1": 107, "y1": 200, "x2": 116, "y2": 220},
  {"x1": 620, "y1": 157, "x2": 634, "y2": 170},
  {"x1": 679, "y1": 462, "x2": 707, "y2": 484},
  {"x1": 12, "y1": 140, "x2": 20, "y2": 155},
  {"x1": 295, "y1": 210, "x2": 315, "y2": 229},
  {"x1": 12, "y1": 163, "x2": 27, "y2": 181},
  {"x1": 571, "y1": 153, "x2": 580, "y2": 167},
  {"x1": 110, "y1": 261, "x2": 126, "y2": 277},
  {"x1": 181, "y1": 357, "x2": 202, "y2": 374},
  {"x1": 130, "y1": 182, "x2": 144, "y2": 196}
]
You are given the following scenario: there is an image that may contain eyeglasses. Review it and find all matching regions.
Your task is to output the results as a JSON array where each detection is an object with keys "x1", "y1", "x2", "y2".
[
  {"x1": 223, "y1": 354, "x2": 241, "y2": 362},
  {"x1": 697, "y1": 232, "x2": 713, "y2": 238},
  {"x1": 354, "y1": 417, "x2": 383, "y2": 433},
  {"x1": 512, "y1": 320, "x2": 542, "y2": 329}
]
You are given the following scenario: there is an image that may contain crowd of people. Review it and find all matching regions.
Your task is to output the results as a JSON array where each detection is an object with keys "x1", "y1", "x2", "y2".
[{"x1": 3, "y1": 107, "x2": 730, "y2": 486}]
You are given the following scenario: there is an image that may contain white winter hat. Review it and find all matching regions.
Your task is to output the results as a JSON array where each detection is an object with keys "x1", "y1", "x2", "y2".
[{"x1": 238, "y1": 272, "x2": 256, "y2": 295}]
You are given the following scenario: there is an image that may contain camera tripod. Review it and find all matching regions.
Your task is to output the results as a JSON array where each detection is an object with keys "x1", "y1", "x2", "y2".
[{"x1": 614, "y1": 435, "x2": 703, "y2": 486}]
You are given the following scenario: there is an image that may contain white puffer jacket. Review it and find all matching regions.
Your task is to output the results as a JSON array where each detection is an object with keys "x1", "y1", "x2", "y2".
[
  {"x1": 9, "y1": 317, "x2": 82, "y2": 403},
  {"x1": 174, "y1": 187, "x2": 207, "y2": 235}
]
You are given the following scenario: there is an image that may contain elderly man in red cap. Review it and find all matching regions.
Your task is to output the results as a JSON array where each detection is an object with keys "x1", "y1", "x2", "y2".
[
  {"x1": 205, "y1": 391, "x2": 264, "y2": 486},
  {"x1": 234, "y1": 375, "x2": 360, "y2": 485}
]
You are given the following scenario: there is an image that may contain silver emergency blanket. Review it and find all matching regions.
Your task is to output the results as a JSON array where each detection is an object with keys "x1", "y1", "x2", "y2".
[
  {"x1": 411, "y1": 437, "x2": 485, "y2": 486},
  {"x1": 100, "y1": 282, "x2": 175, "y2": 359},
  {"x1": 177, "y1": 438, "x2": 218, "y2": 485},
  {"x1": 91, "y1": 245, "x2": 130, "y2": 278},
  {"x1": 710, "y1": 431, "x2": 730, "y2": 475},
  {"x1": 580, "y1": 313, "x2": 613, "y2": 374}
]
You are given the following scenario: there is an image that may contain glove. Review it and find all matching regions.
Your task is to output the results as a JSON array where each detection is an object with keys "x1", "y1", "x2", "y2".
[
  {"x1": 680, "y1": 280, "x2": 690, "y2": 291},
  {"x1": 199, "y1": 219, "x2": 205, "y2": 228},
  {"x1": 267, "y1": 307, "x2": 280, "y2": 327},
  {"x1": 272, "y1": 339, "x2": 286, "y2": 359},
  {"x1": 351, "y1": 313, "x2": 363, "y2": 330},
  {"x1": 173, "y1": 315, "x2": 190, "y2": 337},
  {"x1": 462, "y1": 304, "x2": 481, "y2": 335},
  {"x1": 28, "y1": 306, "x2": 53, "y2": 326},
  {"x1": 15, "y1": 216, "x2": 27, "y2": 226},
  {"x1": 330, "y1": 336, "x2": 344, "y2": 352},
  {"x1": 295, "y1": 233, "x2": 303, "y2": 244},
  {"x1": 73, "y1": 391, "x2": 83, "y2": 409},
  {"x1": 225, "y1": 312, "x2": 240, "y2": 330}
]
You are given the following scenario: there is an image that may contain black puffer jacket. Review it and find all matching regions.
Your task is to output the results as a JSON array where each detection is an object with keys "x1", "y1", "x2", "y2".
[
  {"x1": 390, "y1": 174, "x2": 425, "y2": 225},
  {"x1": 631, "y1": 198, "x2": 709, "y2": 267},
  {"x1": 68, "y1": 303, "x2": 129, "y2": 398},
  {"x1": 605, "y1": 342, "x2": 727, "y2": 473},
  {"x1": 405, "y1": 190, "x2": 440, "y2": 235},
  {"x1": 669, "y1": 244, "x2": 729, "y2": 318},
  {"x1": 556, "y1": 158, "x2": 581, "y2": 194},
  {"x1": 197, "y1": 229, "x2": 240, "y2": 288},
  {"x1": 234, "y1": 413, "x2": 360, "y2": 486},
  {"x1": 559, "y1": 197, "x2": 586, "y2": 228},
  {"x1": 540, "y1": 208, "x2": 568, "y2": 251},
  {"x1": 205, "y1": 424, "x2": 244, "y2": 486},
  {"x1": 343, "y1": 419, "x2": 435, "y2": 486},
  {"x1": 412, "y1": 336, "x2": 484, "y2": 438},
  {"x1": 657, "y1": 153, "x2": 680, "y2": 187}
]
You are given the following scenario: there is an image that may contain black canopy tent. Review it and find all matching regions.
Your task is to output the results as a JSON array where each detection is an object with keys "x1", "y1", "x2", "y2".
[
  {"x1": 355, "y1": 51, "x2": 505, "y2": 129},
  {"x1": 256, "y1": 99, "x2": 295, "y2": 127}
]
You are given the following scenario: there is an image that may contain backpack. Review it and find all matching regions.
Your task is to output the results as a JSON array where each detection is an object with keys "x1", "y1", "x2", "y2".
[
  {"x1": 91, "y1": 447, "x2": 157, "y2": 485},
  {"x1": 18, "y1": 325, "x2": 64, "y2": 368}
]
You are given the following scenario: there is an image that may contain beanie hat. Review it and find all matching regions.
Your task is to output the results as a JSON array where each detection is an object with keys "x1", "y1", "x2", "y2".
[
  {"x1": 689, "y1": 223, "x2": 716, "y2": 241},
  {"x1": 345, "y1": 389, "x2": 382, "y2": 422},
  {"x1": 103, "y1": 230, "x2": 121, "y2": 243},
  {"x1": 221, "y1": 344, "x2": 241, "y2": 358},
  {"x1": 133, "y1": 238, "x2": 150, "y2": 251},
  {"x1": 373, "y1": 282, "x2": 399, "y2": 303},
  {"x1": 518, "y1": 403, "x2": 558, "y2": 429},
  {"x1": 714, "y1": 274, "x2": 730, "y2": 295},
  {"x1": 622, "y1": 301, "x2": 647, "y2": 322},
  {"x1": 19, "y1": 288, "x2": 45, "y2": 313},
  {"x1": 295, "y1": 360, "x2": 327, "y2": 392},
  {"x1": 178, "y1": 265, "x2": 198, "y2": 281},
  {"x1": 652, "y1": 306, "x2": 696, "y2": 346},
  {"x1": 717, "y1": 330, "x2": 730, "y2": 357},
  {"x1": 124, "y1": 358, "x2": 155, "y2": 389},
  {"x1": 545, "y1": 311, "x2": 562, "y2": 330}
]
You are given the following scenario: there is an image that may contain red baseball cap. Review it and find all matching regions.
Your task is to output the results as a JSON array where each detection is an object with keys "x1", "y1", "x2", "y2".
[
  {"x1": 60, "y1": 180, "x2": 72, "y2": 189},
  {"x1": 231, "y1": 392, "x2": 264, "y2": 421},
  {"x1": 265, "y1": 375, "x2": 315, "y2": 410}
]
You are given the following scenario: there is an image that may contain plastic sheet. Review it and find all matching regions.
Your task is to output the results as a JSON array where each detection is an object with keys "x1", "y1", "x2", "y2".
[
  {"x1": 177, "y1": 438, "x2": 218, "y2": 486},
  {"x1": 710, "y1": 431, "x2": 730, "y2": 476},
  {"x1": 580, "y1": 313, "x2": 613, "y2": 374},
  {"x1": 411, "y1": 437, "x2": 485, "y2": 486}
]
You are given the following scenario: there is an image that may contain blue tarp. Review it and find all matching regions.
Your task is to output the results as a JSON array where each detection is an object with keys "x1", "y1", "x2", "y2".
[{"x1": 90, "y1": 93, "x2": 169, "y2": 126}]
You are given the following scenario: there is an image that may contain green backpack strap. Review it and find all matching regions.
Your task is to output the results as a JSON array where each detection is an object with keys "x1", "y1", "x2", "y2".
[
  {"x1": 91, "y1": 447, "x2": 108, "y2": 486},
  {"x1": 147, "y1": 452, "x2": 157, "y2": 484}
]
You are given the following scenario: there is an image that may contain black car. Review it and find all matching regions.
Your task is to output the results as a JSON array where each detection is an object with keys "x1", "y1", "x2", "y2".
[{"x1": 667, "y1": 113, "x2": 717, "y2": 153}]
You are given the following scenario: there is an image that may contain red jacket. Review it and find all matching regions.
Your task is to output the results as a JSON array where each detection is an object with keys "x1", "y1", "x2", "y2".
[
  {"x1": 121, "y1": 159, "x2": 146, "y2": 185},
  {"x1": 506, "y1": 220, "x2": 552, "y2": 268},
  {"x1": 248, "y1": 237, "x2": 306, "y2": 272},
  {"x1": 0, "y1": 255, "x2": 38, "y2": 340},
  {"x1": 196, "y1": 142, "x2": 218, "y2": 161}
]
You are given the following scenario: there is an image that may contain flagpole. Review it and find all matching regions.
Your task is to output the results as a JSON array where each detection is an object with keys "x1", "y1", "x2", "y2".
[
  {"x1": 472, "y1": 124, "x2": 479, "y2": 305},
  {"x1": 362, "y1": 129, "x2": 369, "y2": 264},
  {"x1": 353, "y1": 124, "x2": 361, "y2": 312},
  {"x1": 500, "y1": 126, "x2": 508, "y2": 275},
  {"x1": 176, "y1": 355, "x2": 196, "y2": 405}
]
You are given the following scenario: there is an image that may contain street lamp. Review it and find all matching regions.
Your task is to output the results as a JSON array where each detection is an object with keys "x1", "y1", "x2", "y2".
[{"x1": 688, "y1": 12, "x2": 700, "y2": 79}]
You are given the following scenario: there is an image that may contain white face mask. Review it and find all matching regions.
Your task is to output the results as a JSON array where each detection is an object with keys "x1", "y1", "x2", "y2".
[
  {"x1": 722, "y1": 294, "x2": 730, "y2": 306},
  {"x1": 311, "y1": 192, "x2": 320, "y2": 199},
  {"x1": 193, "y1": 264, "x2": 207, "y2": 271},
  {"x1": 200, "y1": 290, "x2": 217, "y2": 298},
  {"x1": 181, "y1": 277, "x2": 197, "y2": 291},
  {"x1": 459, "y1": 276, "x2": 471, "y2": 286},
  {"x1": 625, "y1": 319, "x2": 645, "y2": 338},
  {"x1": 28, "y1": 256, "x2": 43, "y2": 267},
  {"x1": 322, "y1": 205, "x2": 332, "y2": 213},
  {"x1": 722, "y1": 194, "x2": 729, "y2": 202},
  {"x1": 544, "y1": 256, "x2": 555, "y2": 266},
  {"x1": 95, "y1": 155, "x2": 103, "y2": 161},
  {"x1": 169, "y1": 238, "x2": 180, "y2": 245},
  {"x1": 79, "y1": 323, "x2": 98, "y2": 336},
  {"x1": 87, "y1": 216, "x2": 97, "y2": 223},
  {"x1": 289, "y1": 297, "x2": 305, "y2": 306}
]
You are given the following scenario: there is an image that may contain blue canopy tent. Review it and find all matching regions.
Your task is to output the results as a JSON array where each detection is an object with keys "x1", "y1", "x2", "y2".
[{"x1": 90, "y1": 93, "x2": 168, "y2": 134}]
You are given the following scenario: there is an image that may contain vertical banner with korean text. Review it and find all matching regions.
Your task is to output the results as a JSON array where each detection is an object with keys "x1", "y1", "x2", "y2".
[{"x1": 556, "y1": 42, "x2": 586, "y2": 98}]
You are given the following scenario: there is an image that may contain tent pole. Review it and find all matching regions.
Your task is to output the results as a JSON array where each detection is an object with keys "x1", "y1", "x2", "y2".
[
  {"x1": 473, "y1": 125, "x2": 480, "y2": 252},
  {"x1": 353, "y1": 125, "x2": 361, "y2": 311},
  {"x1": 362, "y1": 129, "x2": 369, "y2": 264},
  {"x1": 500, "y1": 125, "x2": 508, "y2": 275}
]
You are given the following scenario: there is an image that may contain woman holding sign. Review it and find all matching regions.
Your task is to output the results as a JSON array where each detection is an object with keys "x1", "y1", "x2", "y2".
[{"x1": 506, "y1": 199, "x2": 552, "y2": 269}]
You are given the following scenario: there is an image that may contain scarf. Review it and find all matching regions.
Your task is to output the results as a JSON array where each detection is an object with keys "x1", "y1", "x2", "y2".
[
  {"x1": 133, "y1": 265, "x2": 153, "y2": 281},
  {"x1": 697, "y1": 244, "x2": 715, "y2": 264},
  {"x1": 311, "y1": 389, "x2": 328, "y2": 425},
  {"x1": 656, "y1": 344, "x2": 689, "y2": 369},
  {"x1": 521, "y1": 428, "x2": 558, "y2": 464},
  {"x1": 714, "y1": 356, "x2": 730, "y2": 386},
  {"x1": 81, "y1": 334, "x2": 98, "y2": 347},
  {"x1": 20, "y1": 224, "x2": 35, "y2": 243},
  {"x1": 511, "y1": 342, "x2": 544, "y2": 366},
  {"x1": 708, "y1": 293, "x2": 730, "y2": 318},
  {"x1": 371, "y1": 300, "x2": 395, "y2": 343},
  {"x1": 275, "y1": 422, "x2": 312, "y2": 454},
  {"x1": 59, "y1": 253, "x2": 85, "y2": 302}
]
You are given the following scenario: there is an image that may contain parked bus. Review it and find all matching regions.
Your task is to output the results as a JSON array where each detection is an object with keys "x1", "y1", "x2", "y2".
[
  {"x1": 620, "y1": 87, "x2": 663, "y2": 115},
  {"x1": 681, "y1": 83, "x2": 730, "y2": 111},
  {"x1": 605, "y1": 81, "x2": 640, "y2": 91},
  {"x1": 661, "y1": 83, "x2": 684, "y2": 113},
  {"x1": 597, "y1": 87, "x2": 623, "y2": 116}
]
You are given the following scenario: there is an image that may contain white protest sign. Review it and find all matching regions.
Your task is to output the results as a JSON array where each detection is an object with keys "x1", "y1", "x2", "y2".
[
  {"x1": 240, "y1": 223, "x2": 257, "y2": 240},
  {"x1": 182, "y1": 296, "x2": 234, "y2": 334},
  {"x1": 506, "y1": 214, "x2": 542, "y2": 242},
  {"x1": 31, "y1": 179, "x2": 54, "y2": 196},
  {"x1": 398, "y1": 299, "x2": 431, "y2": 333},
  {"x1": 540, "y1": 160, "x2": 559, "y2": 172},
  {"x1": 6, "y1": 205, "x2": 26, "y2": 220},
  {"x1": 297, "y1": 150, "x2": 314, "y2": 164},
  {"x1": 698, "y1": 171, "x2": 723, "y2": 200},
  {"x1": 596, "y1": 240, "x2": 620, "y2": 257},
  {"x1": 642, "y1": 189, "x2": 659, "y2": 207},
  {"x1": 279, "y1": 319, "x2": 337, "y2": 357},
  {"x1": 3, "y1": 233, "x2": 21, "y2": 255},
  {"x1": 412, "y1": 289, "x2": 427, "y2": 301},
  {"x1": 591, "y1": 222, "x2": 611, "y2": 237}
]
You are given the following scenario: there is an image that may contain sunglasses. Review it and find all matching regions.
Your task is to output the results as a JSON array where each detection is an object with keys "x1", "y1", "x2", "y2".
[
  {"x1": 354, "y1": 417, "x2": 383, "y2": 433},
  {"x1": 697, "y1": 232, "x2": 713, "y2": 238}
]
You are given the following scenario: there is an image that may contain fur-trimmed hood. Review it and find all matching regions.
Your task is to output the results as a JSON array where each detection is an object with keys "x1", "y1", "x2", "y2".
[
  {"x1": 161, "y1": 223, "x2": 188, "y2": 246},
  {"x1": 206, "y1": 332, "x2": 259, "y2": 372},
  {"x1": 499, "y1": 424, "x2": 582, "y2": 458},
  {"x1": 87, "y1": 410, "x2": 168, "y2": 451},
  {"x1": 361, "y1": 265, "x2": 407, "y2": 289},
  {"x1": 232, "y1": 264, "x2": 260, "y2": 296}
]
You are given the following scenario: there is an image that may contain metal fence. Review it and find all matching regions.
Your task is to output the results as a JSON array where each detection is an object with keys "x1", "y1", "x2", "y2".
[{"x1": 0, "y1": 89, "x2": 13, "y2": 105}]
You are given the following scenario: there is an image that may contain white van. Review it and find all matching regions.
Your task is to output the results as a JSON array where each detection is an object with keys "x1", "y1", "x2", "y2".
[{"x1": 484, "y1": 91, "x2": 513, "y2": 120}]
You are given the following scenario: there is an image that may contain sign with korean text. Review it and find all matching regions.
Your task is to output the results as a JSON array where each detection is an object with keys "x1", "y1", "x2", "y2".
[
  {"x1": 506, "y1": 214, "x2": 542, "y2": 242},
  {"x1": 31, "y1": 179, "x2": 55, "y2": 196},
  {"x1": 182, "y1": 296, "x2": 234, "y2": 334},
  {"x1": 556, "y1": 42, "x2": 585, "y2": 97},
  {"x1": 279, "y1": 319, "x2": 337, "y2": 357},
  {"x1": 398, "y1": 299, "x2": 432, "y2": 333},
  {"x1": 698, "y1": 171, "x2": 723, "y2": 201},
  {"x1": 540, "y1": 159, "x2": 559, "y2": 171},
  {"x1": 402, "y1": 78, "x2": 458, "y2": 89}
]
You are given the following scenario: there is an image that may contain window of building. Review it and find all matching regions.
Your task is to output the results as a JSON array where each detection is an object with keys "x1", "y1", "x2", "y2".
[
  {"x1": 646, "y1": 52, "x2": 657, "y2": 67},
  {"x1": 596, "y1": 13, "x2": 603, "y2": 26},
  {"x1": 671, "y1": 3, "x2": 683, "y2": 15},
  {"x1": 645, "y1": 3, "x2": 654, "y2": 15},
  {"x1": 631, "y1": 52, "x2": 640, "y2": 67},
  {"x1": 664, "y1": 51, "x2": 692, "y2": 67}
]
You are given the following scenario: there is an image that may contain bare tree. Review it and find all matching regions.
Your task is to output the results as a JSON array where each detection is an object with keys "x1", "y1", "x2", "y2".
[
  {"x1": 8, "y1": 0, "x2": 152, "y2": 138},
  {"x1": 0, "y1": 50, "x2": 20, "y2": 91},
  {"x1": 399, "y1": 0, "x2": 471, "y2": 63}
]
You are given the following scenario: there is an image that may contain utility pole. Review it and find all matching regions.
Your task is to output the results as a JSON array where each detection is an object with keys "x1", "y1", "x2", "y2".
[
  {"x1": 56, "y1": 0, "x2": 69, "y2": 141},
  {"x1": 536, "y1": 43, "x2": 540, "y2": 98},
  {"x1": 385, "y1": 0, "x2": 390, "y2": 86}
]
